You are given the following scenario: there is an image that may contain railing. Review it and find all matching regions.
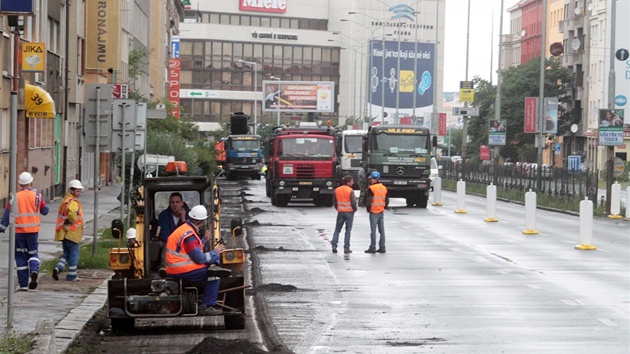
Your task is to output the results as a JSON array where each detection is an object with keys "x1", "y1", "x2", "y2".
[{"x1": 438, "y1": 160, "x2": 598, "y2": 201}]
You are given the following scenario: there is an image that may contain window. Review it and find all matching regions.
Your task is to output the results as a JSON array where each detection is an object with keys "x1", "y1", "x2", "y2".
[
  {"x1": 28, "y1": 118, "x2": 54, "y2": 149},
  {"x1": 1, "y1": 109, "x2": 9, "y2": 151}
]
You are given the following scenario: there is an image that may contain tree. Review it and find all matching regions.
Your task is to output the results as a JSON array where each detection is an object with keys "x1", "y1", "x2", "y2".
[{"x1": 466, "y1": 58, "x2": 574, "y2": 162}]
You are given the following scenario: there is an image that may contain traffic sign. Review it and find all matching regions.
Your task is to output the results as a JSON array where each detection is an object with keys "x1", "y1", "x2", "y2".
[
  {"x1": 568, "y1": 155, "x2": 581, "y2": 171},
  {"x1": 180, "y1": 89, "x2": 219, "y2": 99},
  {"x1": 615, "y1": 48, "x2": 629, "y2": 61},
  {"x1": 85, "y1": 84, "x2": 113, "y2": 153},
  {"x1": 613, "y1": 157, "x2": 625, "y2": 178},
  {"x1": 452, "y1": 107, "x2": 479, "y2": 116}
]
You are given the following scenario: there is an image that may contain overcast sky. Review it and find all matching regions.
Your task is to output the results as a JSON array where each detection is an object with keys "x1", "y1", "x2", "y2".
[{"x1": 443, "y1": 0, "x2": 513, "y2": 92}]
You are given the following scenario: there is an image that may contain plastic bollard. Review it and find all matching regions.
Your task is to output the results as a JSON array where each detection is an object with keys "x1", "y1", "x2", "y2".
[
  {"x1": 485, "y1": 184, "x2": 498, "y2": 222},
  {"x1": 432, "y1": 177, "x2": 443, "y2": 206},
  {"x1": 575, "y1": 197, "x2": 596, "y2": 250},
  {"x1": 609, "y1": 182, "x2": 622, "y2": 219},
  {"x1": 523, "y1": 189, "x2": 538, "y2": 234},
  {"x1": 455, "y1": 179, "x2": 467, "y2": 213}
]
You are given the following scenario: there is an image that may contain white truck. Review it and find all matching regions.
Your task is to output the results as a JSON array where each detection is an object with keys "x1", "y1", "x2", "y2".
[{"x1": 335, "y1": 129, "x2": 366, "y2": 189}]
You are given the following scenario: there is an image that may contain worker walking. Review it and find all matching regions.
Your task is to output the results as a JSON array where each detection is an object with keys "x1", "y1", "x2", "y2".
[
  {"x1": 331, "y1": 175, "x2": 357, "y2": 254},
  {"x1": 0, "y1": 172, "x2": 50, "y2": 291},
  {"x1": 357, "y1": 163, "x2": 367, "y2": 207},
  {"x1": 53, "y1": 180, "x2": 85, "y2": 282},
  {"x1": 364, "y1": 171, "x2": 389, "y2": 254}
]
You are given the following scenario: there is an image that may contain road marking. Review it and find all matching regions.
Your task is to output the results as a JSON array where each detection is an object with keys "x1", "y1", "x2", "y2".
[
  {"x1": 560, "y1": 299, "x2": 583, "y2": 306},
  {"x1": 525, "y1": 284, "x2": 541, "y2": 289}
]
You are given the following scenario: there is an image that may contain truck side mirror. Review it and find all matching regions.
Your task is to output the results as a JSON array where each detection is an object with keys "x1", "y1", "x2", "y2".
[{"x1": 432, "y1": 135, "x2": 438, "y2": 147}]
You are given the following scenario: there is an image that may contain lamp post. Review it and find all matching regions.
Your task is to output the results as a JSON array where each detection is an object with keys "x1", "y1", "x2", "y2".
[
  {"x1": 239, "y1": 59, "x2": 258, "y2": 134},
  {"x1": 270, "y1": 76, "x2": 281, "y2": 126}
]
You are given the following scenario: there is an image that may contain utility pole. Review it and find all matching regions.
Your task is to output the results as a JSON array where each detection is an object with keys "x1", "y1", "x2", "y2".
[
  {"x1": 493, "y1": 1, "x2": 505, "y2": 185},
  {"x1": 461, "y1": 0, "x2": 471, "y2": 160},
  {"x1": 605, "y1": 0, "x2": 617, "y2": 214},
  {"x1": 536, "y1": 0, "x2": 548, "y2": 193}
]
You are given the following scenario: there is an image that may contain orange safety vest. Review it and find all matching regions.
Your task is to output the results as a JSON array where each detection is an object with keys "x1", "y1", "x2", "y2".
[
  {"x1": 368, "y1": 183, "x2": 387, "y2": 214},
  {"x1": 15, "y1": 189, "x2": 41, "y2": 233},
  {"x1": 335, "y1": 185, "x2": 354, "y2": 212},
  {"x1": 55, "y1": 195, "x2": 83, "y2": 232},
  {"x1": 164, "y1": 222, "x2": 206, "y2": 275}
]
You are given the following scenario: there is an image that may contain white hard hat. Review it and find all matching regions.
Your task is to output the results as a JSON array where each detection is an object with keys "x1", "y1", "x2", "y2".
[
  {"x1": 125, "y1": 228, "x2": 136, "y2": 239},
  {"x1": 68, "y1": 179, "x2": 84, "y2": 189},
  {"x1": 189, "y1": 205, "x2": 208, "y2": 221},
  {"x1": 18, "y1": 172, "x2": 33, "y2": 185}
]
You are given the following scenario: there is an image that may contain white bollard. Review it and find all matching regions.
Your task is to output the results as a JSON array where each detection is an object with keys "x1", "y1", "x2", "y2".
[
  {"x1": 432, "y1": 177, "x2": 443, "y2": 206},
  {"x1": 523, "y1": 189, "x2": 538, "y2": 234},
  {"x1": 609, "y1": 182, "x2": 622, "y2": 219},
  {"x1": 575, "y1": 197, "x2": 596, "y2": 250},
  {"x1": 626, "y1": 186, "x2": 630, "y2": 220},
  {"x1": 485, "y1": 184, "x2": 498, "y2": 222},
  {"x1": 455, "y1": 179, "x2": 467, "y2": 213}
]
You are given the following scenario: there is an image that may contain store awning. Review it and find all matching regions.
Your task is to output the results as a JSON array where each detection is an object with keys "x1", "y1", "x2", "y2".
[{"x1": 25, "y1": 84, "x2": 56, "y2": 119}]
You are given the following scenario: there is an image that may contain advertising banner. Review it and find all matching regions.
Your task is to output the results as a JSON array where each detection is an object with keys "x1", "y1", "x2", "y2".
[
  {"x1": 598, "y1": 109, "x2": 624, "y2": 146},
  {"x1": 524, "y1": 97, "x2": 537, "y2": 133},
  {"x1": 0, "y1": 0, "x2": 33, "y2": 13},
  {"x1": 240, "y1": 0, "x2": 287, "y2": 13},
  {"x1": 262, "y1": 81, "x2": 334, "y2": 112},
  {"x1": 438, "y1": 113, "x2": 446, "y2": 136},
  {"x1": 168, "y1": 59, "x2": 181, "y2": 119},
  {"x1": 86, "y1": 0, "x2": 120, "y2": 70},
  {"x1": 489, "y1": 119, "x2": 507, "y2": 146},
  {"x1": 21, "y1": 42, "x2": 45, "y2": 72},
  {"x1": 544, "y1": 97, "x2": 558, "y2": 133},
  {"x1": 368, "y1": 40, "x2": 435, "y2": 114}
]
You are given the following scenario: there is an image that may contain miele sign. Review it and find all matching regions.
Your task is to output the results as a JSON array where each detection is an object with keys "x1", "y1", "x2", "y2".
[{"x1": 240, "y1": 0, "x2": 287, "y2": 13}]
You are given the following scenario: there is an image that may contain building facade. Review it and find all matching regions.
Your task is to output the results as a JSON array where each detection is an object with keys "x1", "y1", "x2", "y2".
[{"x1": 176, "y1": 0, "x2": 445, "y2": 128}]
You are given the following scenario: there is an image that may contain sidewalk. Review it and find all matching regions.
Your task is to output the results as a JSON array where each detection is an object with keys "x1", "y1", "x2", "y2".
[{"x1": 0, "y1": 182, "x2": 124, "y2": 353}]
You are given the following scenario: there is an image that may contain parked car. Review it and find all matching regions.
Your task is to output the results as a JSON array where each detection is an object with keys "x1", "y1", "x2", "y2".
[{"x1": 430, "y1": 157, "x2": 441, "y2": 189}]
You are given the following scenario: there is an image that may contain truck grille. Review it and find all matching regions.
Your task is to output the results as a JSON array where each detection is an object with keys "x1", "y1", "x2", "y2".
[
  {"x1": 383, "y1": 165, "x2": 425, "y2": 177},
  {"x1": 296, "y1": 165, "x2": 316, "y2": 178},
  {"x1": 236, "y1": 157, "x2": 255, "y2": 164}
]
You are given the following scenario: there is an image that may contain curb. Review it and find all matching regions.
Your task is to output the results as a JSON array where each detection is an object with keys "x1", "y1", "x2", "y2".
[{"x1": 30, "y1": 277, "x2": 110, "y2": 354}]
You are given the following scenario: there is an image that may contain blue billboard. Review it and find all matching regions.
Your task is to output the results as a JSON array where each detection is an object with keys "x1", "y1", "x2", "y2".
[
  {"x1": 368, "y1": 40, "x2": 435, "y2": 111},
  {"x1": 1, "y1": 0, "x2": 33, "y2": 14}
]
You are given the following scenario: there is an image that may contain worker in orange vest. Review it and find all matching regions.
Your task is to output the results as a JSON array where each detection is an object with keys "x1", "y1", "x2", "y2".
[
  {"x1": 331, "y1": 175, "x2": 357, "y2": 254},
  {"x1": 364, "y1": 171, "x2": 389, "y2": 254},
  {"x1": 53, "y1": 179, "x2": 84, "y2": 282},
  {"x1": 165, "y1": 205, "x2": 230, "y2": 315},
  {"x1": 0, "y1": 172, "x2": 50, "y2": 291}
]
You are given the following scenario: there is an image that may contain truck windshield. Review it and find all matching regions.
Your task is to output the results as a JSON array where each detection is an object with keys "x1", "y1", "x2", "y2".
[
  {"x1": 344, "y1": 135, "x2": 363, "y2": 153},
  {"x1": 278, "y1": 137, "x2": 334, "y2": 157},
  {"x1": 230, "y1": 139, "x2": 261, "y2": 151},
  {"x1": 373, "y1": 133, "x2": 429, "y2": 154}
]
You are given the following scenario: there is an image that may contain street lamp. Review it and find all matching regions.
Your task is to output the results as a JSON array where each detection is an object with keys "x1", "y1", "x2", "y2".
[
  {"x1": 238, "y1": 59, "x2": 258, "y2": 134},
  {"x1": 270, "y1": 76, "x2": 281, "y2": 126}
]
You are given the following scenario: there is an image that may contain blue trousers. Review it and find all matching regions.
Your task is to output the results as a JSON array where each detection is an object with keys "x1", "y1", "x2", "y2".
[
  {"x1": 331, "y1": 212, "x2": 354, "y2": 249},
  {"x1": 55, "y1": 239, "x2": 80, "y2": 281},
  {"x1": 368, "y1": 212, "x2": 386, "y2": 250},
  {"x1": 169, "y1": 267, "x2": 220, "y2": 306},
  {"x1": 16, "y1": 233, "x2": 40, "y2": 288}
]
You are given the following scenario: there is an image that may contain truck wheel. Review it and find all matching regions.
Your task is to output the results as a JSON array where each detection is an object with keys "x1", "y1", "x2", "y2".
[
  {"x1": 254, "y1": 174, "x2": 261, "y2": 180},
  {"x1": 265, "y1": 179, "x2": 271, "y2": 197},
  {"x1": 271, "y1": 188, "x2": 278, "y2": 206},
  {"x1": 418, "y1": 194, "x2": 428, "y2": 208},
  {"x1": 111, "y1": 318, "x2": 135, "y2": 334},
  {"x1": 277, "y1": 194, "x2": 291, "y2": 207},
  {"x1": 406, "y1": 197, "x2": 416, "y2": 207},
  {"x1": 224, "y1": 314, "x2": 246, "y2": 330},
  {"x1": 324, "y1": 195, "x2": 334, "y2": 207}
]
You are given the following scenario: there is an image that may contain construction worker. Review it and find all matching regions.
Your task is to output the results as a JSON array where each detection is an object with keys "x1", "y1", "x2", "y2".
[
  {"x1": 364, "y1": 171, "x2": 389, "y2": 254},
  {"x1": 165, "y1": 205, "x2": 230, "y2": 315},
  {"x1": 53, "y1": 179, "x2": 84, "y2": 282},
  {"x1": 330, "y1": 175, "x2": 357, "y2": 254},
  {"x1": 0, "y1": 172, "x2": 49, "y2": 291}
]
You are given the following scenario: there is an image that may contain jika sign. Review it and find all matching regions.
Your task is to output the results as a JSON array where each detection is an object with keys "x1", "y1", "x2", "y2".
[{"x1": 240, "y1": 0, "x2": 287, "y2": 13}]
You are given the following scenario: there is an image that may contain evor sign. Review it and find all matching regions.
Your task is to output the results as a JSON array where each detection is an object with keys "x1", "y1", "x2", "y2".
[{"x1": 241, "y1": 0, "x2": 287, "y2": 13}]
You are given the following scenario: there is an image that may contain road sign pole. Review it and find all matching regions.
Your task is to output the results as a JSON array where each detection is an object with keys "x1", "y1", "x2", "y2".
[{"x1": 93, "y1": 87, "x2": 101, "y2": 257}]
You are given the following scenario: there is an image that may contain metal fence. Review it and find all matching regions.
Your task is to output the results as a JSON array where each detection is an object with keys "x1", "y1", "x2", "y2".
[{"x1": 439, "y1": 160, "x2": 599, "y2": 202}]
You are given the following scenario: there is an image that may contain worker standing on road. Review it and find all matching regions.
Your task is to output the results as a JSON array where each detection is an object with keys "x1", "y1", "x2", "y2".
[
  {"x1": 52, "y1": 179, "x2": 84, "y2": 282},
  {"x1": 0, "y1": 172, "x2": 49, "y2": 291},
  {"x1": 331, "y1": 175, "x2": 357, "y2": 254},
  {"x1": 364, "y1": 171, "x2": 388, "y2": 254},
  {"x1": 165, "y1": 205, "x2": 230, "y2": 315}
]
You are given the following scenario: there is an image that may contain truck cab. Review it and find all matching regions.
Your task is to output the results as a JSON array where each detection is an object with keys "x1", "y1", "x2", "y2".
[{"x1": 336, "y1": 129, "x2": 366, "y2": 189}]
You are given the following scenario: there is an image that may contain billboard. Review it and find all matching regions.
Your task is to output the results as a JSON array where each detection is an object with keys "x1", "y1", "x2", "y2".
[
  {"x1": 368, "y1": 40, "x2": 435, "y2": 119},
  {"x1": 262, "y1": 81, "x2": 334, "y2": 113},
  {"x1": 86, "y1": 0, "x2": 120, "y2": 70},
  {"x1": 489, "y1": 119, "x2": 507, "y2": 146},
  {"x1": 524, "y1": 97, "x2": 537, "y2": 133},
  {"x1": 544, "y1": 97, "x2": 558, "y2": 134},
  {"x1": 168, "y1": 59, "x2": 181, "y2": 119},
  {"x1": 598, "y1": 109, "x2": 624, "y2": 146}
]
